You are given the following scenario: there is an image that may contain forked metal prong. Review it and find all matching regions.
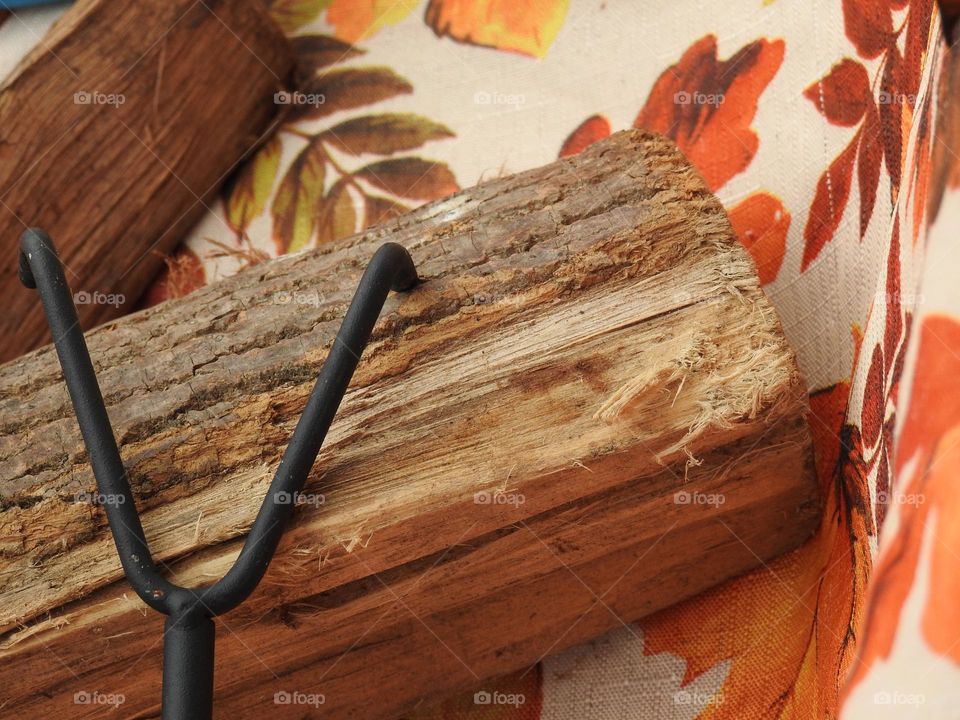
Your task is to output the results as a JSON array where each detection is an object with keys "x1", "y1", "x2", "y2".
[{"x1": 19, "y1": 228, "x2": 419, "y2": 720}]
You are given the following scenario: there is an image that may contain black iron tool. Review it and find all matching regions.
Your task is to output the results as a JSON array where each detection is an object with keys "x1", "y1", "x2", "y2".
[{"x1": 18, "y1": 228, "x2": 418, "y2": 720}]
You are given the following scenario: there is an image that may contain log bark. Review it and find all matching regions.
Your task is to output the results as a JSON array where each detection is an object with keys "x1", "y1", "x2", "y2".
[
  {"x1": 0, "y1": 0, "x2": 292, "y2": 362},
  {"x1": 0, "y1": 130, "x2": 819, "y2": 719}
]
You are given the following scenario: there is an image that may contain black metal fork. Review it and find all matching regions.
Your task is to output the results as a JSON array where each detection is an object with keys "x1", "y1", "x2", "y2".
[{"x1": 18, "y1": 228, "x2": 418, "y2": 719}]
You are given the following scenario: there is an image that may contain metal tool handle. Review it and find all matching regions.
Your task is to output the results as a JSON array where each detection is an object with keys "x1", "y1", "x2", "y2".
[{"x1": 19, "y1": 228, "x2": 418, "y2": 719}]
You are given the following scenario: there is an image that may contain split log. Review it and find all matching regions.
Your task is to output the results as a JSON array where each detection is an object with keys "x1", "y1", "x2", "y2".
[
  {"x1": 0, "y1": 0, "x2": 292, "y2": 362},
  {"x1": 0, "y1": 130, "x2": 819, "y2": 719}
]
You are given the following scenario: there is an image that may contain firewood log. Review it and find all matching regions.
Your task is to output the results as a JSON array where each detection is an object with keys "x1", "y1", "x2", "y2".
[
  {"x1": 0, "y1": 130, "x2": 818, "y2": 719},
  {"x1": 0, "y1": 0, "x2": 293, "y2": 362}
]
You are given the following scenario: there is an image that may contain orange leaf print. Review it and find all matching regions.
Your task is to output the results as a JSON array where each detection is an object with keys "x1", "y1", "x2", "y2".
[
  {"x1": 802, "y1": 134, "x2": 859, "y2": 270},
  {"x1": 882, "y1": 216, "x2": 904, "y2": 375},
  {"x1": 921, "y1": 424, "x2": 960, "y2": 662},
  {"x1": 643, "y1": 382, "x2": 868, "y2": 718},
  {"x1": 904, "y1": 80, "x2": 935, "y2": 247},
  {"x1": 558, "y1": 114, "x2": 611, "y2": 158},
  {"x1": 728, "y1": 192, "x2": 790, "y2": 285},
  {"x1": 860, "y1": 345, "x2": 885, "y2": 448},
  {"x1": 810, "y1": 383, "x2": 852, "y2": 490},
  {"x1": 642, "y1": 539, "x2": 831, "y2": 717},
  {"x1": 804, "y1": 384, "x2": 869, "y2": 712},
  {"x1": 633, "y1": 35, "x2": 785, "y2": 192},
  {"x1": 894, "y1": 316, "x2": 960, "y2": 481},
  {"x1": 841, "y1": 0, "x2": 894, "y2": 59},
  {"x1": 326, "y1": 0, "x2": 418, "y2": 43},
  {"x1": 803, "y1": 58, "x2": 872, "y2": 127},
  {"x1": 845, "y1": 315, "x2": 960, "y2": 696},
  {"x1": 857, "y1": 99, "x2": 882, "y2": 239},
  {"x1": 878, "y1": 47, "x2": 903, "y2": 191},
  {"x1": 899, "y1": 0, "x2": 934, "y2": 103},
  {"x1": 424, "y1": 0, "x2": 569, "y2": 59}
]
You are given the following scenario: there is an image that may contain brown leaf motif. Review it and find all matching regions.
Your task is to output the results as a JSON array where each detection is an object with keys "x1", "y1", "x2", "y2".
[
  {"x1": 800, "y1": 0, "x2": 935, "y2": 268},
  {"x1": 803, "y1": 58, "x2": 872, "y2": 127},
  {"x1": 316, "y1": 178, "x2": 358, "y2": 246},
  {"x1": 841, "y1": 0, "x2": 894, "y2": 59},
  {"x1": 355, "y1": 158, "x2": 459, "y2": 201},
  {"x1": 224, "y1": 136, "x2": 283, "y2": 235},
  {"x1": 290, "y1": 34, "x2": 364, "y2": 83},
  {"x1": 802, "y1": 135, "x2": 859, "y2": 269},
  {"x1": 271, "y1": 140, "x2": 327, "y2": 253},
  {"x1": 322, "y1": 114, "x2": 455, "y2": 156},
  {"x1": 857, "y1": 100, "x2": 883, "y2": 238},
  {"x1": 264, "y1": 35, "x2": 458, "y2": 253},
  {"x1": 287, "y1": 66, "x2": 413, "y2": 122}
]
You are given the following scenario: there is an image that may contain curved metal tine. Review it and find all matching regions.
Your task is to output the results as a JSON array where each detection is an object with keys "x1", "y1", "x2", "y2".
[
  {"x1": 19, "y1": 229, "x2": 176, "y2": 613},
  {"x1": 198, "y1": 241, "x2": 417, "y2": 615},
  {"x1": 20, "y1": 228, "x2": 419, "y2": 620}
]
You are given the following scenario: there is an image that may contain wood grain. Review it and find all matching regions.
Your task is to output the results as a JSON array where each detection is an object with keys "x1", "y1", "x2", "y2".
[
  {"x1": 0, "y1": 0, "x2": 292, "y2": 362},
  {"x1": 0, "y1": 130, "x2": 819, "y2": 719}
]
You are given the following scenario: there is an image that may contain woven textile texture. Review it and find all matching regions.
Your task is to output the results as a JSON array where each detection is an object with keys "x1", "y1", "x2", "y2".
[{"x1": 0, "y1": 0, "x2": 955, "y2": 717}]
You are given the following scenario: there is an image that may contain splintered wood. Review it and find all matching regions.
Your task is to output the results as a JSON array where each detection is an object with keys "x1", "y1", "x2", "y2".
[{"x1": 0, "y1": 130, "x2": 819, "y2": 719}]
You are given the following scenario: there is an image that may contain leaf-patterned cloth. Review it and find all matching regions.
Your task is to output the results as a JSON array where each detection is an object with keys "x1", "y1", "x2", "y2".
[{"x1": 0, "y1": 0, "x2": 955, "y2": 717}]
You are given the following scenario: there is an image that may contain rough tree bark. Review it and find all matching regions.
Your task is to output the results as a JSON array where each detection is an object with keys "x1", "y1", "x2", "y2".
[
  {"x1": 0, "y1": 0, "x2": 292, "y2": 362},
  {"x1": 0, "y1": 130, "x2": 819, "y2": 719}
]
